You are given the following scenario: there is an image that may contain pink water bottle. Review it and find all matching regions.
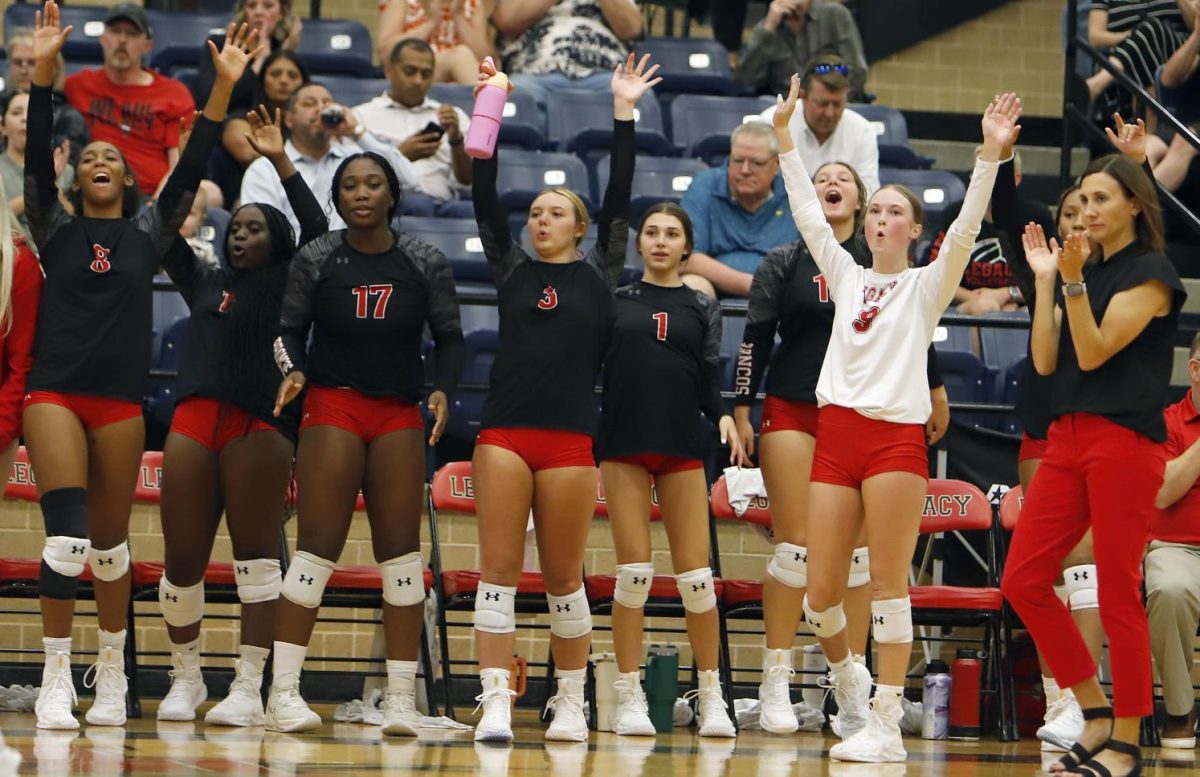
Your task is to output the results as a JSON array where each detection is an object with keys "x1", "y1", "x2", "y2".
[{"x1": 464, "y1": 58, "x2": 510, "y2": 160}]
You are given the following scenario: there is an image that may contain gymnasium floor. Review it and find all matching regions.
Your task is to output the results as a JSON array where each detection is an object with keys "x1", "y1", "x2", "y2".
[{"x1": 1, "y1": 708, "x2": 1197, "y2": 776}]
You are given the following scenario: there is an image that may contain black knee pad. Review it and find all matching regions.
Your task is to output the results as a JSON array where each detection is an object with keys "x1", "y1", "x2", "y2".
[{"x1": 39, "y1": 488, "x2": 89, "y2": 600}]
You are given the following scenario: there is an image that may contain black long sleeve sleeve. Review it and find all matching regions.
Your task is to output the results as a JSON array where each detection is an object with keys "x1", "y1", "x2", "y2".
[
  {"x1": 736, "y1": 243, "x2": 794, "y2": 405},
  {"x1": 395, "y1": 233, "x2": 465, "y2": 398},
  {"x1": 588, "y1": 118, "x2": 635, "y2": 291},
  {"x1": 926, "y1": 344, "x2": 944, "y2": 390},
  {"x1": 989, "y1": 157, "x2": 1036, "y2": 305},
  {"x1": 24, "y1": 85, "x2": 69, "y2": 251},
  {"x1": 282, "y1": 171, "x2": 329, "y2": 247},
  {"x1": 137, "y1": 115, "x2": 222, "y2": 258},
  {"x1": 275, "y1": 233, "x2": 330, "y2": 376},
  {"x1": 472, "y1": 151, "x2": 528, "y2": 287},
  {"x1": 699, "y1": 290, "x2": 728, "y2": 425}
]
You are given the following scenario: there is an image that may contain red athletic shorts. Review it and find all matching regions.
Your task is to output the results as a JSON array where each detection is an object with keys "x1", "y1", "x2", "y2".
[
  {"x1": 604, "y1": 453, "x2": 703, "y2": 476},
  {"x1": 170, "y1": 397, "x2": 277, "y2": 452},
  {"x1": 301, "y1": 386, "x2": 422, "y2": 442},
  {"x1": 476, "y1": 427, "x2": 594, "y2": 471},
  {"x1": 1018, "y1": 432, "x2": 1050, "y2": 464},
  {"x1": 761, "y1": 396, "x2": 820, "y2": 436},
  {"x1": 24, "y1": 391, "x2": 142, "y2": 431},
  {"x1": 810, "y1": 404, "x2": 928, "y2": 487}
]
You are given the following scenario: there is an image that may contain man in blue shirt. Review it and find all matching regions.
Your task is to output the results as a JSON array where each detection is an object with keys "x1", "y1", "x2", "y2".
[{"x1": 681, "y1": 121, "x2": 799, "y2": 297}]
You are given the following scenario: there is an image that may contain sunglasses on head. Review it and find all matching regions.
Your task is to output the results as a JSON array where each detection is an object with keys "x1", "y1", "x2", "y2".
[{"x1": 811, "y1": 63, "x2": 849, "y2": 76}]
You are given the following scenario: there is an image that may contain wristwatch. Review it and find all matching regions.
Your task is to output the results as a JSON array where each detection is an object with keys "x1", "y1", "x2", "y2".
[
  {"x1": 1008, "y1": 284, "x2": 1022, "y2": 303},
  {"x1": 1062, "y1": 281, "x2": 1087, "y2": 298}
]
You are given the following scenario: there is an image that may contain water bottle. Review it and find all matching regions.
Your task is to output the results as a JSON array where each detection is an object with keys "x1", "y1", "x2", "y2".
[
  {"x1": 464, "y1": 57, "x2": 509, "y2": 160},
  {"x1": 644, "y1": 644, "x2": 679, "y2": 733},
  {"x1": 921, "y1": 659, "x2": 951, "y2": 739},
  {"x1": 590, "y1": 652, "x2": 619, "y2": 732},
  {"x1": 949, "y1": 648, "x2": 983, "y2": 740}
]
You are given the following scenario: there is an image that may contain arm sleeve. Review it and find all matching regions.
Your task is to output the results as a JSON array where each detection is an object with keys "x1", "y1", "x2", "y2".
[
  {"x1": 282, "y1": 172, "x2": 330, "y2": 247},
  {"x1": 357, "y1": 132, "x2": 420, "y2": 189},
  {"x1": 926, "y1": 344, "x2": 944, "y2": 390},
  {"x1": 472, "y1": 151, "x2": 529, "y2": 287},
  {"x1": 137, "y1": 115, "x2": 223, "y2": 256},
  {"x1": 925, "y1": 156, "x2": 1001, "y2": 310},
  {"x1": 275, "y1": 240, "x2": 324, "y2": 375},
  {"x1": 24, "y1": 85, "x2": 70, "y2": 250},
  {"x1": 158, "y1": 236, "x2": 208, "y2": 305},
  {"x1": 586, "y1": 118, "x2": 635, "y2": 291},
  {"x1": 0, "y1": 248, "x2": 42, "y2": 447},
  {"x1": 778, "y1": 149, "x2": 856, "y2": 294},
  {"x1": 989, "y1": 157, "x2": 1036, "y2": 302},
  {"x1": 424, "y1": 250, "x2": 465, "y2": 397},
  {"x1": 736, "y1": 243, "x2": 794, "y2": 405},
  {"x1": 698, "y1": 291, "x2": 729, "y2": 425},
  {"x1": 733, "y1": 23, "x2": 777, "y2": 89}
]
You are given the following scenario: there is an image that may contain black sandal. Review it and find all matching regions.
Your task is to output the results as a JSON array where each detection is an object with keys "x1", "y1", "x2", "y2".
[
  {"x1": 1053, "y1": 707, "x2": 1113, "y2": 773},
  {"x1": 1073, "y1": 739, "x2": 1142, "y2": 777}
]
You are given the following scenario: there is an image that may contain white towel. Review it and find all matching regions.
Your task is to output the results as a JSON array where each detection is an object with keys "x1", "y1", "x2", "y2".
[{"x1": 723, "y1": 466, "x2": 767, "y2": 516}]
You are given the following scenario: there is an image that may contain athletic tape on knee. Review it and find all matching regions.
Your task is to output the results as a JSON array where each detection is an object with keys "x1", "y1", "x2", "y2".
[
  {"x1": 675, "y1": 567, "x2": 717, "y2": 613},
  {"x1": 39, "y1": 488, "x2": 90, "y2": 599},
  {"x1": 159, "y1": 575, "x2": 205, "y2": 628},
  {"x1": 233, "y1": 558, "x2": 282, "y2": 604},
  {"x1": 614, "y1": 562, "x2": 654, "y2": 609},
  {"x1": 802, "y1": 594, "x2": 846, "y2": 638},
  {"x1": 847, "y1": 547, "x2": 870, "y2": 588},
  {"x1": 871, "y1": 597, "x2": 913, "y2": 644},
  {"x1": 281, "y1": 551, "x2": 335, "y2": 608},
  {"x1": 767, "y1": 543, "x2": 807, "y2": 589},
  {"x1": 1064, "y1": 564, "x2": 1098, "y2": 611},
  {"x1": 473, "y1": 582, "x2": 517, "y2": 634},
  {"x1": 381, "y1": 552, "x2": 426, "y2": 607},
  {"x1": 88, "y1": 541, "x2": 129, "y2": 582},
  {"x1": 547, "y1": 586, "x2": 592, "y2": 639}
]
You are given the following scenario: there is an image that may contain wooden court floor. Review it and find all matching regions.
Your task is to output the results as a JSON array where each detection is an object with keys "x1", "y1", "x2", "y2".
[{"x1": 1, "y1": 707, "x2": 1198, "y2": 776}]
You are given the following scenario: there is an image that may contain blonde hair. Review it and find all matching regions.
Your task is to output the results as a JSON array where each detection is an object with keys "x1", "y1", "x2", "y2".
[
  {"x1": 0, "y1": 175, "x2": 18, "y2": 336},
  {"x1": 232, "y1": 0, "x2": 297, "y2": 48},
  {"x1": 537, "y1": 187, "x2": 590, "y2": 246}
]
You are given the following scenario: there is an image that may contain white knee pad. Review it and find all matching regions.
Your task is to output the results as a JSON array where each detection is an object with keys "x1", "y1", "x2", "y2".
[
  {"x1": 847, "y1": 547, "x2": 870, "y2": 588},
  {"x1": 676, "y1": 567, "x2": 717, "y2": 613},
  {"x1": 871, "y1": 597, "x2": 913, "y2": 644},
  {"x1": 42, "y1": 535, "x2": 91, "y2": 578},
  {"x1": 802, "y1": 594, "x2": 846, "y2": 638},
  {"x1": 1064, "y1": 564, "x2": 1098, "y2": 611},
  {"x1": 473, "y1": 582, "x2": 517, "y2": 634},
  {"x1": 281, "y1": 551, "x2": 335, "y2": 608},
  {"x1": 767, "y1": 543, "x2": 807, "y2": 588},
  {"x1": 614, "y1": 562, "x2": 654, "y2": 609},
  {"x1": 88, "y1": 541, "x2": 129, "y2": 582},
  {"x1": 159, "y1": 576, "x2": 205, "y2": 628},
  {"x1": 234, "y1": 558, "x2": 282, "y2": 604},
  {"x1": 381, "y1": 552, "x2": 426, "y2": 607},
  {"x1": 547, "y1": 586, "x2": 592, "y2": 639}
]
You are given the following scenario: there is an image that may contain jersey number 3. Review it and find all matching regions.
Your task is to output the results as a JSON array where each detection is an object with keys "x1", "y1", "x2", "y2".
[
  {"x1": 652, "y1": 312, "x2": 668, "y2": 342},
  {"x1": 352, "y1": 284, "x2": 394, "y2": 319},
  {"x1": 90, "y1": 244, "x2": 112, "y2": 273}
]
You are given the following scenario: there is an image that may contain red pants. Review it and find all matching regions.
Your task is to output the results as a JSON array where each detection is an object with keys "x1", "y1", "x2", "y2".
[
  {"x1": 810, "y1": 405, "x2": 928, "y2": 487},
  {"x1": 1017, "y1": 432, "x2": 1049, "y2": 464},
  {"x1": 1001, "y1": 413, "x2": 1164, "y2": 717},
  {"x1": 761, "y1": 396, "x2": 819, "y2": 436},
  {"x1": 301, "y1": 387, "x2": 422, "y2": 443},
  {"x1": 604, "y1": 453, "x2": 702, "y2": 476},
  {"x1": 476, "y1": 427, "x2": 594, "y2": 471},
  {"x1": 170, "y1": 397, "x2": 277, "y2": 452},
  {"x1": 24, "y1": 391, "x2": 142, "y2": 431}
]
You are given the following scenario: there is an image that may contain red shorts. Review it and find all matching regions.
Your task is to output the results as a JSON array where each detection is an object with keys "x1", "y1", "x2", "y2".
[
  {"x1": 810, "y1": 405, "x2": 928, "y2": 487},
  {"x1": 761, "y1": 396, "x2": 820, "y2": 436},
  {"x1": 1018, "y1": 432, "x2": 1049, "y2": 464},
  {"x1": 476, "y1": 427, "x2": 594, "y2": 472},
  {"x1": 170, "y1": 397, "x2": 277, "y2": 452},
  {"x1": 301, "y1": 387, "x2": 422, "y2": 443},
  {"x1": 604, "y1": 453, "x2": 703, "y2": 476},
  {"x1": 24, "y1": 391, "x2": 142, "y2": 431}
]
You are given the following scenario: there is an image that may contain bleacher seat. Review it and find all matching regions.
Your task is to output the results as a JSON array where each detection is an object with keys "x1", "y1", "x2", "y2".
[
  {"x1": 151, "y1": 284, "x2": 190, "y2": 362},
  {"x1": 494, "y1": 150, "x2": 593, "y2": 214},
  {"x1": 546, "y1": 89, "x2": 671, "y2": 157},
  {"x1": 145, "y1": 12, "x2": 227, "y2": 75},
  {"x1": 670, "y1": 94, "x2": 774, "y2": 164},
  {"x1": 430, "y1": 84, "x2": 546, "y2": 151},
  {"x1": 148, "y1": 317, "x2": 189, "y2": 429},
  {"x1": 323, "y1": 75, "x2": 390, "y2": 110},
  {"x1": 5, "y1": 3, "x2": 105, "y2": 63},
  {"x1": 401, "y1": 216, "x2": 490, "y2": 282},
  {"x1": 446, "y1": 330, "x2": 497, "y2": 444},
  {"x1": 850, "y1": 103, "x2": 934, "y2": 169},
  {"x1": 295, "y1": 18, "x2": 375, "y2": 76},
  {"x1": 878, "y1": 168, "x2": 966, "y2": 232},
  {"x1": 634, "y1": 37, "x2": 736, "y2": 95},
  {"x1": 937, "y1": 349, "x2": 999, "y2": 430},
  {"x1": 594, "y1": 154, "x2": 707, "y2": 224},
  {"x1": 977, "y1": 316, "x2": 1029, "y2": 371}
]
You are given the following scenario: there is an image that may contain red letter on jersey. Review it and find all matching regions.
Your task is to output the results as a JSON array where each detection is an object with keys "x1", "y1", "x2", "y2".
[
  {"x1": 352, "y1": 285, "x2": 394, "y2": 319},
  {"x1": 852, "y1": 306, "x2": 881, "y2": 333},
  {"x1": 537, "y1": 285, "x2": 558, "y2": 310},
  {"x1": 652, "y1": 312, "x2": 668, "y2": 341},
  {"x1": 218, "y1": 291, "x2": 234, "y2": 314},
  {"x1": 90, "y1": 244, "x2": 112, "y2": 273},
  {"x1": 812, "y1": 274, "x2": 829, "y2": 303}
]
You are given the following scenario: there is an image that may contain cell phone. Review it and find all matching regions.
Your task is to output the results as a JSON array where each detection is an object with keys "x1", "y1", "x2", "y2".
[
  {"x1": 320, "y1": 107, "x2": 345, "y2": 128},
  {"x1": 422, "y1": 121, "x2": 446, "y2": 139}
]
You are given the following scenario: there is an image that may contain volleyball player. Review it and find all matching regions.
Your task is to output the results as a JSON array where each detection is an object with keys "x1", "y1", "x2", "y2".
[
  {"x1": 735, "y1": 161, "x2": 949, "y2": 735},
  {"x1": 24, "y1": 2, "x2": 260, "y2": 730},
  {"x1": 0, "y1": 178, "x2": 41, "y2": 497},
  {"x1": 1002, "y1": 154, "x2": 1184, "y2": 777},
  {"x1": 597, "y1": 202, "x2": 746, "y2": 738},
  {"x1": 267, "y1": 150, "x2": 464, "y2": 735},
  {"x1": 773, "y1": 78, "x2": 1013, "y2": 762},
  {"x1": 468, "y1": 54, "x2": 657, "y2": 743},
  {"x1": 154, "y1": 106, "x2": 328, "y2": 725}
]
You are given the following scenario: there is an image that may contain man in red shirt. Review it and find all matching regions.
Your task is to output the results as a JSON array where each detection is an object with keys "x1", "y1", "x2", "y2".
[
  {"x1": 1149, "y1": 331, "x2": 1200, "y2": 750},
  {"x1": 64, "y1": 4, "x2": 195, "y2": 196}
]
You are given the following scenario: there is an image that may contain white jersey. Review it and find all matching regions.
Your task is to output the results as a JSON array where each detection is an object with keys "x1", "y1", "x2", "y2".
[{"x1": 778, "y1": 149, "x2": 1000, "y2": 424}]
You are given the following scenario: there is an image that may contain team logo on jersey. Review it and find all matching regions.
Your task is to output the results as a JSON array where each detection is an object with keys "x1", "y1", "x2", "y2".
[
  {"x1": 852, "y1": 305, "x2": 881, "y2": 333},
  {"x1": 218, "y1": 291, "x2": 234, "y2": 314},
  {"x1": 90, "y1": 244, "x2": 112, "y2": 273},
  {"x1": 537, "y1": 285, "x2": 558, "y2": 310}
]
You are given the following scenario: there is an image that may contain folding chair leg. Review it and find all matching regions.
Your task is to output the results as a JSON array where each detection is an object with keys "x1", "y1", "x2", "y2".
[
  {"x1": 437, "y1": 607, "x2": 456, "y2": 720},
  {"x1": 541, "y1": 651, "x2": 558, "y2": 722},
  {"x1": 124, "y1": 594, "x2": 141, "y2": 718},
  {"x1": 419, "y1": 621, "x2": 438, "y2": 718}
]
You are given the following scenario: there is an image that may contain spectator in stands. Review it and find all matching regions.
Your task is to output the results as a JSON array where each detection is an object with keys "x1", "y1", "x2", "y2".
[
  {"x1": 354, "y1": 39, "x2": 474, "y2": 218},
  {"x1": 493, "y1": 0, "x2": 643, "y2": 112},
  {"x1": 64, "y1": 4, "x2": 196, "y2": 196},
  {"x1": 179, "y1": 186, "x2": 219, "y2": 268},
  {"x1": 240, "y1": 82, "x2": 420, "y2": 238},
  {"x1": 1081, "y1": 0, "x2": 1195, "y2": 109},
  {"x1": 735, "y1": 0, "x2": 868, "y2": 102},
  {"x1": 0, "y1": 90, "x2": 71, "y2": 245},
  {"x1": 377, "y1": 0, "x2": 495, "y2": 85},
  {"x1": 4, "y1": 31, "x2": 88, "y2": 172},
  {"x1": 761, "y1": 55, "x2": 879, "y2": 194},
  {"x1": 679, "y1": 121, "x2": 799, "y2": 298},
  {"x1": 1148, "y1": 331, "x2": 1200, "y2": 750}
]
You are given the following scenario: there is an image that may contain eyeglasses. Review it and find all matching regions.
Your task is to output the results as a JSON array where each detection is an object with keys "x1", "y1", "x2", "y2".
[
  {"x1": 811, "y1": 63, "x2": 849, "y2": 76},
  {"x1": 729, "y1": 156, "x2": 774, "y2": 171},
  {"x1": 9, "y1": 58, "x2": 34, "y2": 69}
]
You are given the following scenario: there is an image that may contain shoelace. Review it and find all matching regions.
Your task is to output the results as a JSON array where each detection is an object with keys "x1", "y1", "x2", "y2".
[
  {"x1": 762, "y1": 664, "x2": 796, "y2": 701},
  {"x1": 613, "y1": 679, "x2": 649, "y2": 712},
  {"x1": 682, "y1": 686, "x2": 728, "y2": 711},
  {"x1": 82, "y1": 658, "x2": 127, "y2": 705},
  {"x1": 40, "y1": 665, "x2": 78, "y2": 708},
  {"x1": 227, "y1": 660, "x2": 262, "y2": 697},
  {"x1": 472, "y1": 686, "x2": 517, "y2": 717},
  {"x1": 543, "y1": 691, "x2": 586, "y2": 719},
  {"x1": 383, "y1": 691, "x2": 417, "y2": 715}
]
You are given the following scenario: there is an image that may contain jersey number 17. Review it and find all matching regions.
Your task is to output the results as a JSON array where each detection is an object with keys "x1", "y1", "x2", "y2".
[{"x1": 352, "y1": 284, "x2": 393, "y2": 319}]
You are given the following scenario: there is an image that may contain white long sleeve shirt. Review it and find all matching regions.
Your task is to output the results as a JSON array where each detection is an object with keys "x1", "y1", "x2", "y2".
[{"x1": 778, "y1": 148, "x2": 999, "y2": 423}]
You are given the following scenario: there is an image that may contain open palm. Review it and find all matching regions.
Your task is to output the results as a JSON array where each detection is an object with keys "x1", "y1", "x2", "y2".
[
  {"x1": 611, "y1": 53, "x2": 662, "y2": 107},
  {"x1": 1022, "y1": 222, "x2": 1059, "y2": 280},
  {"x1": 33, "y1": 1, "x2": 72, "y2": 64},
  {"x1": 209, "y1": 22, "x2": 263, "y2": 85},
  {"x1": 981, "y1": 92, "x2": 1021, "y2": 148},
  {"x1": 245, "y1": 105, "x2": 285, "y2": 158}
]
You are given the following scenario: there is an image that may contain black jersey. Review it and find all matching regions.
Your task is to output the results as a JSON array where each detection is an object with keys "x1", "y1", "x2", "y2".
[
  {"x1": 167, "y1": 173, "x2": 328, "y2": 439},
  {"x1": 24, "y1": 84, "x2": 212, "y2": 403},
  {"x1": 597, "y1": 281, "x2": 726, "y2": 461},
  {"x1": 471, "y1": 120, "x2": 633, "y2": 436},
  {"x1": 1049, "y1": 243, "x2": 1185, "y2": 442},
  {"x1": 736, "y1": 236, "x2": 943, "y2": 407},
  {"x1": 277, "y1": 231, "x2": 464, "y2": 402}
]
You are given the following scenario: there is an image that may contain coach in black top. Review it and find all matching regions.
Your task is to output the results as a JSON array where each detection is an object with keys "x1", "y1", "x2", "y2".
[
  {"x1": 22, "y1": 3, "x2": 260, "y2": 732},
  {"x1": 468, "y1": 54, "x2": 656, "y2": 744},
  {"x1": 1003, "y1": 154, "x2": 1185, "y2": 777}
]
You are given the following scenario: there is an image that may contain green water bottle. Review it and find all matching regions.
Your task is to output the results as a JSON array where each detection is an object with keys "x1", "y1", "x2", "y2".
[{"x1": 645, "y1": 644, "x2": 680, "y2": 733}]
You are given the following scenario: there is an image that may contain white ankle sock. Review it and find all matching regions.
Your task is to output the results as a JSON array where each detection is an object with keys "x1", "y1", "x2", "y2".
[
  {"x1": 618, "y1": 670, "x2": 641, "y2": 688},
  {"x1": 386, "y1": 660, "x2": 419, "y2": 694},
  {"x1": 98, "y1": 628, "x2": 126, "y2": 651},
  {"x1": 762, "y1": 647, "x2": 791, "y2": 669},
  {"x1": 272, "y1": 641, "x2": 308, "y2": 682},
  {"x1": 827, "y1": 654, "x2": 853, "y2": 676},
  {"x1": 555, "y1": 668, "x2": 586, "y2": 696},
  {"x1": 240, "y1": 644, "x2": 270, "y2": 674},
  {"x1": 698, "y1": 669, "x2": 721, "y2": 691},
  {"x1": 43, "y1": 636, "x2": 71, "y2": 662},
  {"x1": 874, "y1": 684, "x2": 904, "y2": 714},
  {"x1": 1043, "y1": 675, "x2": 1061, "y2": 705},
  {"x1": 480, "y1": 667, "x2": 510, "y2": 693}
]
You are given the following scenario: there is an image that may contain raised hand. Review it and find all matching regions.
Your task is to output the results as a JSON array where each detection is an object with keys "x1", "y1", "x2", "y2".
[
  {"x1": 981, "y1": 93, "x2": 1021, "y2": 157},
  {"x1": 611, "y1": 53, "x2": 663, "y2": 110},
  {"x1": 1104, "y1": 113, "x2": 1147, "y2": 163},
  {"x1": 1022, "y1": 222, "x2": 1060, "y2": 281},
  {"x1": 32, "y1": 1, "x2": 72, "y2": 68},
  {"x1": 208, "y1": 22, "x2": 264, "y2": 86},
  {"x1": 1058, "y1": 233, "x2": 1089, "y2": 282},
  {"x1": 244, "y1": 104, "x2": 286, "y2": 160},
  {"x1": 774, "y1": 73, "x2": 801, "y2": 131}
]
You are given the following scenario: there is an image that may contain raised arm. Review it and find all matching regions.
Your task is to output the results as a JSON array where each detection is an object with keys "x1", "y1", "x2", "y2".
[
  {"x1": 244, "y1": 105, "x2": 328, "y2": 246},
  {"x1": 1023, "y1": 223, "x2": 1063, "y2": 375},
  {"x1": 25, "y1": 2, "x2": 73, "y2": 249}
]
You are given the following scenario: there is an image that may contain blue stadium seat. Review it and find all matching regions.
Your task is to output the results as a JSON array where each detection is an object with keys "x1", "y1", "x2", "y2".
[
  {"x1": 933, "y1": 325, "x2": 976, "y2": 353},
  {"x1": 447, "y1": 329, "x2": 498, "y2": 442},
  {"x1": 401, "y1": 216, "x2": 490, "y2": 282},
  {"x1": 634, "y1": 37, "x2": 736, "y2": 95},
  {"x1": 147, "y1": 316, "x2": 190, "y2": 430},
  {"x1": 494, "y1": 150, "x2": 592, "y2": 214},
  {"x1": 321, "y1": 75, "x2": 390, "y2": 111},
  {"x1": 594, "y1": 154, "x2": 707, "y2": 224},
  {"x1": 458, "y1": 304, "x2": 500, "y2": 336},
  {"x1": 295, "y1": 18, "x2": 375, "y2": 76},
  {"x1": 850, "y1": 103, "x2": 934, "y2": 169},
  {"x1": 429, "y1": 84, "x2": 546, "y2": 151},
  {"x1": 998, "y1": 357, "x2": 1027, "y2": 435},
  {"x1": 519, "y1": 223, "x2": 642, "y2": 284},
  {"x1": 152, "y1": 284, "x2": 190, "y2": 363},
  {"x1": 878, "y1": 169, "x2": 966, "y2": 232},
  {"x1": 936, "y1": 349, "x2": 999, "y2": 430},
  {"x1": 978, "y1": 315, "x2": 1030, "y2": 371},
  {"x1": 145, "y1": 12, "x2": 227, "y2": 75},
  {"x1": 670, "y1": 94, "x2": 774, "y2": 163},
  {"x1": 5, "y1": 4, "x2": 106, "y2": 63},
  {"x1": 171, "y1": 67, "x2": 201, "y2": 101},
  {"x1": 546, "y1": 89, "x2": 671, "y2": 156}
]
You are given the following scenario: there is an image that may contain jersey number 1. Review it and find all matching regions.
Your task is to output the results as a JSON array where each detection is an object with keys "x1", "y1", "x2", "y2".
[
  {"x1": 652, "y1": 312, "x2": 668, "y2": 342},
  {"x1": 352, "y1": 284, "x2": 393, "y2": 319}
]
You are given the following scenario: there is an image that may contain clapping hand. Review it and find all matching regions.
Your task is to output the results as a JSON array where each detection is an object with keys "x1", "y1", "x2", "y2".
[{"x1": 1022, "y1": 222, "x2": 1060, "y2": 282}]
